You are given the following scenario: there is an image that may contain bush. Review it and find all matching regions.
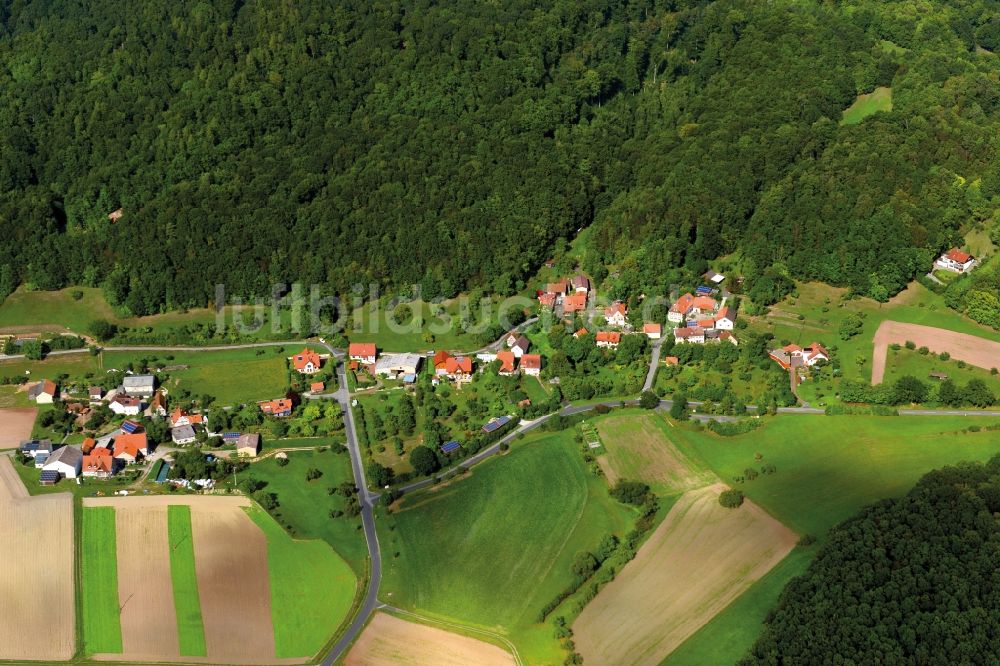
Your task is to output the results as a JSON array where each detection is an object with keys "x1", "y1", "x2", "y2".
[
  {"x1": 610, "y1": 480, "x2": 651, "y2": 506},
  {"x1": 905, "y1": 340, "x2": 916, "y2": 350},
  {"x1": 276, "y1": 456, "x2": 289, "y2": 467},
  {"x1": 639, "y1": 390, "x2": 659, "y2": 409},
  {"x1": 719, "y1": 489, "x2": 745, "y2": 508},
  {"x1": 305, "y1": 467, "x2": 323, "y2": 481}
]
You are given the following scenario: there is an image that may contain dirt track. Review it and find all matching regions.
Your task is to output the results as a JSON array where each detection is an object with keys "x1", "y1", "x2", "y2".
[
  {"x1": 0, "y1": 408, "x2": 37, "y2": 448},
  {"x1": 871, "y1": 321, "x2": 1000, "y2": 385},
  {"x1": 573, "y1": 483, "x2": 797, "y2": 666},
  {"x1": 0, "y1": 456, "x2": 75, "y2": 660},
  {"x1": 345, "y1": 612, "x2": 515, "y2": 666}
]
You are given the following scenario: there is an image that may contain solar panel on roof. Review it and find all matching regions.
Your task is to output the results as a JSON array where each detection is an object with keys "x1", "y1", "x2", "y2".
[
  {"x1": 120, "y1": 421, "x2": 140, "y2": 434},
  {"x1": 696, "y1": 285, "x2": 712, "y2": 293},
  {"x1": 441, "y1": 440, "x2": 460, "y2": 454},
  {"x1": 223, "y1": 432, "x2": 240, "y2": 440},
  {"x1": 39, "y1": 470, "x2": 59, "y2": 482}
]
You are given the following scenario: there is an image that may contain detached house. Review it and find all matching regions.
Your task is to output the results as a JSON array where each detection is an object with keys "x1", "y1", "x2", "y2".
[
  {"x1": 538, "y1": 293, "x2": 557, "y2": 309},
  {"x1": 673, "y1": 327, "x2": 706, "y2": 344},
  {"x1": 563, "y1": 292, "x2": 588, "y2": 313},
  {"x1": 935, "y1": 248, "x2": 976, "y2": 273},
  {"x1": 496, "y1": 351, "x2": 517, "y2": 376},
  {"x1": 171, "y1": 424, "x2": 197, "y2": 445},
  {"x1": 88, "y1": 386, "x2": 104, "y2": 404},
  {"x1": 82, "y1": 448, "x2": 117, "y2": 478},
  {"x1": 348, "y1": 343, "x2": 377, "y2": 364},
  {"x1": 668, "y1": 293, "x2": 695, "y2": 324},
  {"x1": 169, "y1": 407, "x2": 204, "y2": 428},
  {"x1": 113, "y1": 433, "x2": 149, "y2": 463},
  {"x1": 109, "y1": 395, "x2": 143, "y2": 416},
  {"x1": 149, "y1": 390, "x2": 168, "y2": 417},
  {"x1": 509, "y1": 335, "x2": 531, "y2": 358},
  {"x1": 292, "y1": 348, "x2": 322, "y2": 374},
  {"x1": 769, "y1": 342, "x2": 830, "y2": 370},
  {"x1": 259, "y1": 398, "x2": 293, "y2": 417},
  {"x1": 714, "y1": 306, "x2": 736, "y2": 330},
  {"x1": 605, "y1": 302, "x2": 629, "y2": 328},
  {"x1": 28, "y1": 380, "x2": 57, "y2": 405},
  {"x1": 643, "y1": 323, "x2": 662, "y2": 339},
  {"x1": 545, "y1": 280, "x2": 569, "y2": 297},
  {"x1": 596, "y1": 332, "x2": 621, "y2": 349},
  {"x1": 571, "y1": 275, "x2": 590, "y2": 293},
  {"x1": 520, "y1": 354, "x2": 542, "y2": 377},
  {"x1": 122, "y1": 375, "x2": 156, "y2": 398}
]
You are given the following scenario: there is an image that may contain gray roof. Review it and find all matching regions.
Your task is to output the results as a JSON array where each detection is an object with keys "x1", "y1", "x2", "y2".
[
  {"x1": 374, "y1": 353, "x2": 422, "y2": 374},
  {"x1": 20, "y1": 439, "x2": 53, "y2": 453},
  {"x1": 513, "y1": 335, "x2": 530, "y2": 350},
  {"x1": 123, "y1": 375, "x2": 156, "y2": 391},
  {"x1": 237, "y1": 433, "x2": 260, "y2": 449},
  {"x1": 44, "y1": 446, "x2": 82, "y2": 468},
  {"x1": 172, "y1": 424, "x2": 196, "y2": 441}
]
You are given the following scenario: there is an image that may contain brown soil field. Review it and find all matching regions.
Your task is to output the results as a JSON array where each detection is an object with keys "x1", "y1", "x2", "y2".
[
  {"x1": 595, "y1": 414, "x2": 716, "y2": 494},
  {"x1": 116, "y1": 506, "x2": 179, "y2": 657},
  {"x1": 573, "y1": 483, "x2": 797, "y2": 666},
  {"x1": 191, "y1": 506, "x2": 277, "y2": 663},
  {"x1": 0, "y1": 456, "x2": 75, "y2": 660},
  {"x1": 345, "y1": 612, "x2": 516, "y2": 666},
  {"x1": 872, "y1": 320, "x2": 1000, "y2": 384},
  {"x1": 0, "y1": 407, "x2": 37, "y2": 448},
  {"x1": 83, "y1": 495, "x2": 252, "y2": 508}
]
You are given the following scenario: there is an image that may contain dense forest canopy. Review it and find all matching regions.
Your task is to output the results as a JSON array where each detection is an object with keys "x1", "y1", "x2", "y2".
[
  {"x1": 0, "y1": 0, "x2": 998, "y2": 314},
  {"x1": 742, "y1": 454, "x2": 1000, "y2": 664}
]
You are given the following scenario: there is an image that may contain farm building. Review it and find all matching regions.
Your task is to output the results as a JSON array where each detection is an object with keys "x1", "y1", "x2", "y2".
[
  {"x1": 42, "y1": 446, "x2": 82, "y2": 480},
  {"x1": 122, "y1": 375, "x2": 156, "y2": 397},
  {"x1": 171, "y1": 425, "x2": 197, "y2": 445},
  {"x1": 374, "y1": 353, "x2": 422, "y2": 378},
  {"x1": 27, "y1": 380, "x2": 57, "y2": 404},
  {"x1": 237, "y1": 433, "x2": 261, "y2": 458}
]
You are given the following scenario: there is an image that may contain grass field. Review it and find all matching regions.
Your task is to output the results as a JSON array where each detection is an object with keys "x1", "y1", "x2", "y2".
[
  {"x1": 0, "y1": 352, "x2": 97, "y2": 381},
  {"x1": 840, "y1": 86, "x2": 892, "y2": 124},
  {"x1": 348, "y1": 298, "x2": 489, "y2": 352},
  {"x1": 0, "y1": 385, "x2": 32, "y2": 408},
  {"x1": 247, "y1": 507, "x2": 358, "y2": 658},
  {"x1": 246, "y1": 447, "x2": 369, "y2": 574},
  {"x1": 378, "y1": 431, "x2": 636, "y2": 663},
  {"x1": 81, "y1": 508, "x2": 123, "y2": 654},
  {"x1": 166, "y1": 506, "x2": 207, "y2": 656},
  {"x1": 881, "y1": 347, "x2": 1000, "y2": 396}
]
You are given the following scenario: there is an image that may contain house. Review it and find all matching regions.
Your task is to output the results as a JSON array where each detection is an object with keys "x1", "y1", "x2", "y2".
[
  {"x1": 433, "y1": 350, "x2": 452, "y2": 375},
  {"x1": 596, "y1": 331, "x2": 621, "y2": 349},
  {"x1": 704, "y1": 270, "x2": 726, "y2": 284},
  {"x1": 664, "y1": 356, "x2": 680, "y2": 366},
  {"x1": 643, "y1": 323, "x2": 662, "y2": 340},
  {"x1": 719, "y1": 331, "x2": 739, "y2": 346},
  {"x1": 171, "y1": 425, "x2": 197, "y2": 445},
  {"x1": 935, "y1": 248, "x2": 976, "y2": 273},
  {"x1": 20, "y1": 439, "x2": 53, "y2": 463},
  {"x1": 545, "y1": 280, "x2": 569, "y2": 296},
  {"x1": 123, "y1": 375, "x2": 156, "y2": 397},
  {"x1": 81, "y1": 437, "x2": 97, "y2": 454},
  {"x1": 691, "y1": 295, "x2": 718, "y2": 315},
  {"x1": 573, "y1": 328, "x2": 588, "y2": 339},
  {"x1": 673, "y1": 327, "x2": 706, "y2": 344},
  {"x1": 237, "y1": 433, "x2": 261, "y2": 458},
  {"x1": 292, "y1": 348, "x2": 322, "y2": 374},
  {"x1": 42, "y1": 446, "x2": 82, "y2": 479},
  {"x1": 496, "y1": 351, "x2": 517, "y2": 376},
  {"x1": 668, "y1": 293, "x2": 695, "y2": 323},
  {"x1": 170, "y1": 407, "x2": 204, "y2": 427},
  {"x1": 563, "y1": 292, "x2": 588, "y2": 313},
  {"x1": 109, "y1": 395, "x2": 143, "y2": 416},
  {"x1": 715, "y1": 306, "x2": 736, "y2": 330},
  {"x1": 697, "y1": 318, "x2": 716, "y2": 329},
  {"x1": 445, "y1": 356, "x2": 473, "y2": 380},
  {"x1": 88, "y1": 386, "x2": 104, "y2": 403},
  {"x1": 348, "y1": 342, "x2": 377, "y2": 364},
  {"x1": 149, "y1": 390, "x2": 167, "y2": 417},
  {"x1": 374, "y1": 353, "x2": 422, "y2": 378},
  {"x1": 538, "y1": 293, "x2": 557, "y2": 309},
  {"x1": 113, "y1": 433, "x2": 149, "y2": 463},
  {"x1": 768, "y1": 342, "x2": 829, "y2": 370},
  {"x1": 571, "y1": 275, "x2": 590, "y2": 293},
  {"x1": 605, "y1": 302, "x2": 629, "y2": 328},
  {"x1": 259, "y1": 398, "x2": 294, "y2": 417},
  {"x1": 520, "y1": 354, "x2": 542, "y2": 376},
  {"x1": 509, "y1": 335, "x2": 531, "y2": 358},
  {"x1": 310, "y1": 381, "x2": 325, "y2": 393},
  {"x1": 82, "y1": 448, "x2": 117, "y2": 478},
  {"x1": 27, "y1": 380, "x2": 57, "y2": 404}
]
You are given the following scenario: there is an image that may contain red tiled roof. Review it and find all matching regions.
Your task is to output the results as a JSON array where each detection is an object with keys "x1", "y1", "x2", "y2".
[
  {"x1": 672, "y1": 293, "x2": 695, "y2": 314},
  {"x1": 605, "y1": 302, "x2": 627, "y2": 317},
  {"x1": 538, "y1": 293, "x2": 557, "y2": 307},
  {"x1": 113, "y1": 433, "x2": 147, "y2": 458},
  {"x1": 348, "y1": 342, "x2": 377, "y2": 358},
  {"x1": 716, "y1": 306, "x2": 732, "y2": 320},
  {"x1": 82, "y1": 438, "x2": 96, "y2": 454},
  {"x1": 83, "y1": 449, "x2": 114, "y2": 474},
  {"x1": 697, "y1": 318, "x2": 715, "y2": 328},
  {"x1": 674, "y1": 327, "x2": 705, "y2": 338},
  {"x1": 643, "y1": 323, "x2": 662, "y2": 334},
  {"x1": 520, "y1": 354, "x2": 542, "y2": 370},
  {"x1": 564, "y1": 292, "x2": 588, "y2": 312},
  {"x1": 945, "y1": 248, "x2": 972, "y2": 263},
  {"x1": 546, "y1": 280, "x2": 568, "y2": 294},
  {"x1": 664, "y1": 356, "x2": 680, "y2": 365},
  {"x1": 596, "y1": 331, "x2": 621, "y2": 344},
  {"x1": 293, "y1": 348, "x2": 322, "y2": 371},
  {"x1": 311, "y1": 382, "x2": 325, "y2": 392},
  {"x1": 573, "y1": 328, "x2": 588, "y2": 338},
  {"x1": 445, "y1": 356, "x2": 472, "y2": 375},
  {"x1": 433, "y1": 350, "x2": 451, "y2": 370},
  {"x1": 259, "y1": 398, "x2": 293, "y2": 415},
  {"x1": 692, "y1": 295, "x2": 717, "y2": 311},
  {"x1": 496, "y1": 351, "x2": 516, "y2": 373}
]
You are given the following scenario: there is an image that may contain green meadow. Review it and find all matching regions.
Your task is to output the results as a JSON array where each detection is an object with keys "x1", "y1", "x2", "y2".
[
  {"x1": 880, "y1": 347, "x2": 1000, "y2": 396},
  {"x1": 840, "y1": 86, "x2": 892, "y2": 125},
  {"x1": 166, "y1": 506, "x2": 206, "y2": 656},
  {"x1": 248, "y1": 507, "x2": 358, "y2": 658},
  {"x1": 81, "y1": 508, "x2": 122, "y2": 654},
  {"x1": 378, "y1": 431, "x2": 636, "y2": 663}
]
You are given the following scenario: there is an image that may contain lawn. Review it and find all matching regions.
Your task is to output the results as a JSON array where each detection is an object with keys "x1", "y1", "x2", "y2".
[
  {"x1": 247, "y1": 507, "x2": 358, "y2": 658},
  {"x1": 166, "y1": 506, "x2": 207, "y2": 656},
  {"x1": 348, "y1": 298, "x2": 488, "y2": 352},
  {"x1": 378, "y1": 431, "x2": 636, "y2": 663},
  {"x1": 880, "y1": 347, "x2": 1000, "y2": 396},
  {"x1": 0, "y1": 352, "x2": 98, "y2": 382},
  {"x1": 840, "y1": 86, "x2": 892, "y2": 125},
  {"x1": 245, "y1": 446, "x2": 369, "y2": 574},
  {"x1": 0, "y1": 385, "x2": 31, "y2": 408},
  {"x1": 81, "y1": 507, "x2": 123, "y2": 654}
]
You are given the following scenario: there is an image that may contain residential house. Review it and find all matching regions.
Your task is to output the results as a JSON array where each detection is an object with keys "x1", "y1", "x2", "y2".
[
  {"x1": 573, "y1": 328, "x2": 588, "y2": 339},
  {"x1": 496, "y1": 351, "x2": 516, "y2": 376},
  {"x1": 171, "y1": 425, "x2": 197, "y2": 445},
  {"x1": 374, "y1": 353, "x2": 422, "y2": 378},
  {"x1": 109, "y1": 395, "x2": 143, "y2": 416},
  {"x1": 82, "y1": 448, "x2": 117, "y2": 478},
  {"x1": 509, "y1": 335, "x2": 531, "y2": 358},
  {"x1": 664, "y1": 356, "x2": 680, "y2": 366},
  {"x1": 768, "y1": 342, "x2": 829, "y2": 370},
  {"x1": 348, "y1": 343, "x2": 377, "y2": 364},
  {"x1": 27, "y1": 380, "x2": 57, "y2": 404},
  {"x1": 520, "y1": 354, "x2": 542, "y2": 376},
  {"x1": 538, "y1": 293, "x2": 557, "y2": 309},
  {"x1": 88, "y1": 386, "x2": 104, "y2": 403},
  {"x1": 605, "y1": 302, "x2": 629, "y2": 328},
  {"x1": 935, "y1": 248, "x2": 976, "y2": 273},
  {"x1": 292, "y1": 348, "x2": 322, "y2": 374},
  {"x1": 697, "y1": 317, "x2": 716, "y2": 329},
  {"x1": 643, "y1": 323, "x2": 662, "y2": 339},
  {"x1": 668, "y1": 293, "x2": 695, "y2": 323},
  {"x1": 310, "y1": 381, "x2": 325, "y2": 393},
  {"x1": 545, "y1": 280, "x2": 569, "y2": 296},
  {"x1": 445, "y1": 356, "x2": 473, "y2": 380},
  {"x1": 43, "y1": 446, "x2": 82, "y2": 479},
  {"x1": 170, "y1": 407, "x2": 204, "y2": 428},
  {"x1": 432, "y1": 350, "x2": 452, "y2": 375},
  {"x1": 596, "y1": 331, "x2": 621, "y2": 349},
  {"x1": 714, "y1": 306, "x2": 736, "y2": 330},
  {"x1": 673, "y1": 327, "x2": 706, "y2": 344},
  {"x1": 123, "y1": 375, "x2": 156, "y2": 398},
  {"x1": 719, "y1": 331, "x2": 739, "y2": 346},
  {"x1": 237, "y1": 433, "x2": 262, "y2": 458},
  {"x1": 259, "y1": 398, "x2": 294, "y2": 417},
  {"x1": 691, "y1": 295, "x2": 718, "y2": 315},
  {"x1": 113, "y1": 433, "x2": 149, "y2": 463},
  {"x1": 20, "y1": 439, "x2": 53, "y2": 465},
  {"x1": 149, "y1": 390, "x2": 168, "y2": 417},
  {"x1": 571, "y1": 275, "x2": 590, "y2": 293},
  {"x1": 563, "y1": 292, "x2": 588, "y2": 313}
]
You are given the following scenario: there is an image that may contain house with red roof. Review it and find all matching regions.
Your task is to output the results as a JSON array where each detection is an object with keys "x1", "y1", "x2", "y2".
[
  {"x1": 573, "y1": 327, "x2": 588, "y2": 338},
  {"x1": 445, "y1": 356, "x2": 473, "y2": 379},
  {"x1": 27, "y1": 380, "x2": 57, "y2": 405},
  {"x1": 935, "y1": 248, "x2": 976, "y2": 273},
  {"x1": 82, "y1": 448, "x2": 117, "y2": 478},
  {"x1": 496, "y1": 351, "x2": 516, "y2": 376},
  {"x1": 113, "y1": 433, "x2": 149, "y2": 464},
  {"x1": 563, "y1": 292, "x2": 588, "y2": 313},
  {"x1": 149, "y1": 390, "x2": 168, "y2": 417},
  {"x1": 259, "y1": 398, "x2": 293, "y2": 417},
  {"x1": 668, "y1": 293, "x2": 695, "y2": 323},
  {"x1": 596, "y1": 331, "x2": 621, "y2": 349},
  {"x1": 348, "y1": 343, "x2": 377, "y2": 364},
  {"x1": 520, "y1": 354, "x2": 542, "y2": 376},
  {"x1": 691, "y1": 295, "x2": 718, "y2": 314},
  {"x1": 546, "y1": 280, "x2": 569, "y2": 296},
  {"x1": 643, "y1": 323, "x2": 662, "y2": 339},
  {"x1": 310, "y1": 381, "x2": 326, "y2": 393},
  {"x1": 664, "y1": 356, "x2": 680, "y2": 366},
  {"x1": 673, "y1": 327, "x2": 706, "y2": 344},
  {"x1": 292, "y1": 348, "x2": 322, "y2": 374},
  {"x1": 604, "y1": 302, "x2": 629, "y2": 328},
  {"x1": 170, "y1": 407, "x2": 204, "y2": 428},
  {"x1": 538, "y1": 293, "x2": 557, "y2": 309},
  {"x1": 769, "y1": 342, "x2": 829, "y2": 370},
  {"x1": 109, "y1": 395, "x2": 143, "y2": 416},
  {"x1": 715, "y1": 306, "x2": 736, "y2": 330}
]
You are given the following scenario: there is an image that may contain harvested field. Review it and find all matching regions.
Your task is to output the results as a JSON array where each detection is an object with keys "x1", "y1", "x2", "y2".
[
  {"x1": 83, "y1": 494, "x2": 251, "y2": 509},
  {"x1": 0, "y1": 407, "x2": 36, "y2": 448},
  {"x1": 573, "y1": 483, "x2": 797, "y2": 666},
  {"x1": 345, "y1": 612, "x2": 516, "y2": 666},
  {"x1": 872, "y1": 320, "x2": 1000, "y2": 384},
  {"x1": 116, "y1": 505, "x2": 180, "y2": 657},
  {"x1": 0, "y1": 456, "x2": 75, "y2": 660},
  {"x1": 595, "y1": 413, "x2": 716, "y2": 494}
]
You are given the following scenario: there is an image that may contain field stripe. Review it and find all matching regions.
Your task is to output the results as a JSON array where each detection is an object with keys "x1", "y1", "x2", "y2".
[
  {"x1": 167, "y1": 505, "x2": 207, "y2": 656},
  {"x1": 82, "y1": 507, "x2": 123, "y2": 654}
]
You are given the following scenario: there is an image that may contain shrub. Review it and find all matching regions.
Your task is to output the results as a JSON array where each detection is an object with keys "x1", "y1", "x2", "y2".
[
  {"x1": 305, "y1": 467, "x2": 323, "y2": 481},
  {"x1": 719, "y1": 489, "x2": 745, "y2": 508},
  {"x1": 276, "y1": 456, "x2": 289, "y2": 467},
  {"x1": 918, "y1": 346, "x2": 929, "y2": 355},
  {"x1": 905, "y1": 340, "x2": 916, "y2": 350},
  {"x1": 610, "y1": 480, "x2": 651, "y2": 506},
  {"x1": 939, "y1": 352, "x2": 950, "y2": 361}
]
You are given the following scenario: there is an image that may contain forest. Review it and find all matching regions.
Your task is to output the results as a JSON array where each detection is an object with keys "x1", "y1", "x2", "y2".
[
  {"x1": 0, "y1": 0, "x2": 998, "y2": 314},
  {"x1": 741, "y1": 454, "x2": 1000, "y2": 664}
]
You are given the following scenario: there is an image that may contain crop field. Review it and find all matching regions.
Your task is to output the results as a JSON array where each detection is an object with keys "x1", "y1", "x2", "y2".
[
  {"x1": 378, "y1": 431, "x2": 635, "y2": 663},
  {"x1": 0, "y1": 457, "x2": 75, "y2": 661},
  {"x1": 871, "y1": 320, "x2": 1000, "y2": 384},
  {"x1": 82, "y1": 507, "x2": 123, "y2": 654},
  {"x1": 0, "y1": 406, "x2": 36, "y2": 447},
  {"x1": 594, "y1": 411, "x2": 717, "y2": 495},
  {"x1": 574, "y1": 484, "x2": 796, "y2": 665},
  {"x1": 840, "y1": 86, "x2": 892, "y2": 124},
  {"x1": 345, "y1": 612, "x2": 516, "y2": 666},
  {"x1": 168, "y1": 506, "x2": 207, "y2": 656}
]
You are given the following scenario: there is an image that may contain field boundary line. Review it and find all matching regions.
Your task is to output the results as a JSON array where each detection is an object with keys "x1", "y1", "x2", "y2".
[{"x1": 380, "y1": 606, "x2": 523, "y2": 666}]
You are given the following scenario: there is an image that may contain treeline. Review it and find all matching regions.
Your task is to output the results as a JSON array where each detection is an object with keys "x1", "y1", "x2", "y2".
[
  {"x1": 742, "y1": 454, "x2": 1000, "y2": 664},
  {"x1": 2, "y1": 0, "x2": 999, "y2": 312},
  {"x1": 841, "y1": 375, "x2": 997, "y2": 407}
]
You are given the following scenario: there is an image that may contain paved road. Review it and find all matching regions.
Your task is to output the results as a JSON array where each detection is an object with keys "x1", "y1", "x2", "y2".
[{"x1": 642, "y1": 338, "x2": 663, "y2": 392}]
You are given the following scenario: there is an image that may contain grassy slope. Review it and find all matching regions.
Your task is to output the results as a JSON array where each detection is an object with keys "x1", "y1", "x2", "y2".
[
  {"x1": 245, "y1": 447, "x2": 368, "y2": 574},
  {"x1": 81, "y1": 507, "x2": 122, "y2": 654},
  {"x1": 166, "y1": 506, "x2": 207, "y2": 656},
  {"x1": 247, "y1": 507, "x2": 357, "y2": 658},
  {"x1": 378, "y1": 431, "x2": 635, "y2": 664},
  {"x1": 840, "y1": 86, "x2": 892, "y2": 125}
]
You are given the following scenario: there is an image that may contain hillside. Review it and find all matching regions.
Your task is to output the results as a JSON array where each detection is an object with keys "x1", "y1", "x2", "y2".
[{"x1": 1, "y1": 0, "x2": 999, "y2": 313}]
